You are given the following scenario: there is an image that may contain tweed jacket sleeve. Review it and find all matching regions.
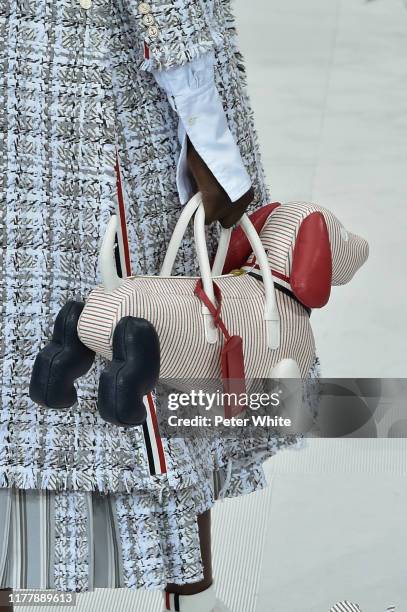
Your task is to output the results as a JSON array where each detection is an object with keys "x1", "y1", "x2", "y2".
[{"x1": 130, "y1": 0, "x2": 220, "y2": 71}]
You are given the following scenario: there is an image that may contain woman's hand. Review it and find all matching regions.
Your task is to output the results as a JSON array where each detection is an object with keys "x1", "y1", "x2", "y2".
[{"x1": 187, "y1": 138, "x2": 254, "y2": 228}]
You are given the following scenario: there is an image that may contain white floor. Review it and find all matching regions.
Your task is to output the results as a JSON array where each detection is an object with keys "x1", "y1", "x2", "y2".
[
  {"x1": 239, "y1": 2, "x2": 407, "y2": 609},
  {"x1": 237, "y1": 0, "x2": 407, "y2": 378},
  {"x1": 20, "y1": 1, "x2": 407, "y2": 611},
  {"x1": 20, "y1": 446, "x2": 407, "y2": 612}
]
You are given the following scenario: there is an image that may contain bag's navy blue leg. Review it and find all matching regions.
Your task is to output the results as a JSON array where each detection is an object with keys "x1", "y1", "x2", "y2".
[
  {"x1": 97, "y1": 317, "x2": 160, "y2": 427},
  {"x1": 29, "y1": 301, "x2": 96, "y2": 409}
]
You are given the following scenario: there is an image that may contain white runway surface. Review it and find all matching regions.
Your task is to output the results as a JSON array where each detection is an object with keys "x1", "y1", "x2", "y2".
[
  {"x1": 20, "y1": 0, "x2": 407, "y2": 611},
  {"x1": 237, "y1": 0, "x2": 407, "y2": 379}
]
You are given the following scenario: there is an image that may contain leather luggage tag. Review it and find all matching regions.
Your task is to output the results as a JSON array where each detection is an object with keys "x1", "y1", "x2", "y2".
[{"x1": 194, "y1": 279, "x2": 246, "y2": 419}]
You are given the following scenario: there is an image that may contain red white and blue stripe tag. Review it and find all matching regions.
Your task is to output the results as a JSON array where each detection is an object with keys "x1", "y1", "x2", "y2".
[
  {"x1": 115, "y1": 154, "x2": 167, "y2": 476},
  {"x1": 143, "y1": 393, "x2": 167, "y2": 476}
]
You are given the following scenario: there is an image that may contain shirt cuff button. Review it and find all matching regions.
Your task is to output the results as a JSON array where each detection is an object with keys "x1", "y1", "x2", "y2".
[{"x1": 80, "y1": 0, "x2": 92, "y2": 8}]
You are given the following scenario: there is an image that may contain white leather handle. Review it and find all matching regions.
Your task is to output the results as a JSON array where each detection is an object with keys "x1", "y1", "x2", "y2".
[
  {"x1": 99, "y1": 215, "x2": 125, "y2": 292},
  {"x1": 193, "y1": 205, "x2": 219, "y2": 344},
  {"x1": 239, "y1": 214, "x2": 280, "y2": 349},
  {"x1": 159, "y1": 192, "x2": 280, "y2": 349},
  {"x1": 211, "y1": 225, "x2": 232, "y2": 276},
  {"x1": 100, "y1": 194, "x2": 280, "y2": 348},
  {"x1": 193, "y1": 204, "x2": 280, "y2": 350},
  {"x1": 160, "y1": 192, "x2": 232, "y2": 278},
  {"x1": 160, "y1": 193, "x2": 203, "y2": 276},
  {"x1": 160, "y1": 193, "x2": 218, "y2": 343}
]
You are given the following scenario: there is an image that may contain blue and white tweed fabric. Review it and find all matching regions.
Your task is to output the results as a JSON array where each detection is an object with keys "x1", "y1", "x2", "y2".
[
  {"x1": 0, "y1": 0, "x2": 315, "y2": 592},
  {"x1": 0, "y1": 0, "x2": 269, "y2": 496}
]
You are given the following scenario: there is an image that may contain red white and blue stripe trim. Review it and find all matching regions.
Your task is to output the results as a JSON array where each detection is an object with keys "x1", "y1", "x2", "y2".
[{"x1": 115, "y1": 155, "x2": 167, "y2": 476}]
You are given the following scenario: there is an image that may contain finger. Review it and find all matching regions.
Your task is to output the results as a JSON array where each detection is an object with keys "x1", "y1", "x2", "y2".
[
  {"x1": 187, "y1": 140, "x2": 232, "y2": 224},
  {"x1": 219, "y1": 187, "x2": 254, "y2": 228},
  {"x1": 201, "y1": 191, "x2": 231, "y2": 225}
]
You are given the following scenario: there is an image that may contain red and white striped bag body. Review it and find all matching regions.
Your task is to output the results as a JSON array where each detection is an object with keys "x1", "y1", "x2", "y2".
[
  {"x1": 77, "y1": 194, "x2": 314, "y2": 380},
  {"x1": 77, "y1": 272, "x2": 315, "y2": 379}
]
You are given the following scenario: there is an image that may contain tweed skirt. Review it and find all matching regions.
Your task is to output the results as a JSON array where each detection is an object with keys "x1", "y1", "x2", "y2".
[
  {"x1": 0, "y1": 360, "x2": 319, "y2": 593},
  {"x1": 0, "y1": 355, "x2": 318, "y2": 592},
  {"x1": 0, "y1": 461, "x2": 270, "y2": 592}
]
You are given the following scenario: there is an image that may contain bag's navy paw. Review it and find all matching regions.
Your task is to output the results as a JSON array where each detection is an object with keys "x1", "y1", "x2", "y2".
[
  {"x1": 29, "y1": 301, "x2": 96, "y2": 409},
  {"x1": 98, "y1": 316, "x2": 160, "y2": 427}
]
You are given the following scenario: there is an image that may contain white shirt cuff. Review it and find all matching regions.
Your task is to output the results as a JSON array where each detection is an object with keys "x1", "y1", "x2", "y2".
[{"x1": 153, "y1": 51, "x2": 252, "y2": 205}]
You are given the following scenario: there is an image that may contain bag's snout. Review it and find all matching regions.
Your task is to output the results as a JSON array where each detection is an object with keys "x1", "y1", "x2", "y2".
[
  {"x1": 230, "y1": 202, "x2": 369, "y2": 311},
  {"x1": 331, "y1": 227, "x2": 369, "y2": 286}
]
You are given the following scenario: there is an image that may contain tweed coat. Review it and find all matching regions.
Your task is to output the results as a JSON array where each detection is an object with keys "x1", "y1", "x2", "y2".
[{"x1": 0, "y1": 0, "x2": 276, "y2": 494}]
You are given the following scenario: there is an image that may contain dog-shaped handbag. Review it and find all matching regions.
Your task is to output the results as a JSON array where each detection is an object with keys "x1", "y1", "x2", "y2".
[{"x1": 29, "y1": 194, "x2": 368, "y2": 426}]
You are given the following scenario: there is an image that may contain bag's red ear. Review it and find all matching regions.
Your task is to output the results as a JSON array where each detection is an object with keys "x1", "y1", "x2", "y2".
[
  {"x1": 291, "y1": 212, "x2": 333, "y2": 308},
  {"x1": 222, "y1": 203, "x2": 281, "y2": 273}
]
